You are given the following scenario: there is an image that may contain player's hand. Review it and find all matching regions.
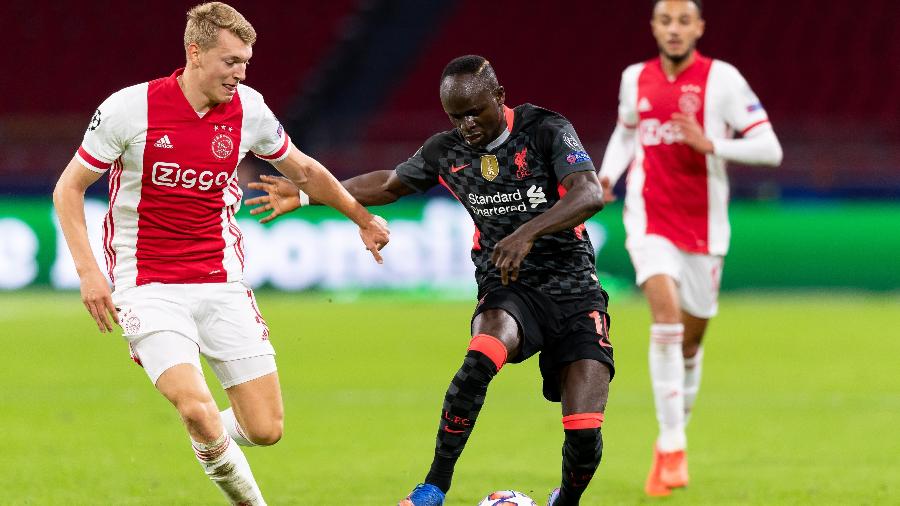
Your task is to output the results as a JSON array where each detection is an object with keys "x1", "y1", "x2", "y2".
[
  {"x1": 359, "y1": 215, "x2": 390, "y2": 264},
  {"x1": 80, "y1": 269, "x2": 118, "y2": 333},
  {"x1": 246, "y1": 174, "x2": 303, "y2": 223},
  {"x1": 492, "y1": 230, "x2": 535, "y2": 285},
  {"x1": 600, "y1": 176, "x2": 617, "y2": 203},
  {"x1": 671, "y1": 112, "x2": 714, "y2": 155}
]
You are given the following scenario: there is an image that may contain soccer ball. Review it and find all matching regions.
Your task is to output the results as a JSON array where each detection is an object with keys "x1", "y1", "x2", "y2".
[{"x1": 476, "y1": 490, "x2": 538, "y2": 506}]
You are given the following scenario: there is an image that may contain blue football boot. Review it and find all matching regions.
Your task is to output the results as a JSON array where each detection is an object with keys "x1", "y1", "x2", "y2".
[{"x1": 398, "y1": 483, "x2": 445, "y2": 506}]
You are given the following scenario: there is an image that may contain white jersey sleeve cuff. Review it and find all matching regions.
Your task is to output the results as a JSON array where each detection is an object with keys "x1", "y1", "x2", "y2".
[
  {"x1": 75, "y1": 146, "x2": 113, "y2": 173},
  {"x1": 712, "y1": 128, "x2": 783, "y2": 167},
  {"x1": 255, "y1": 134, "x2": 291, "y2": 163}
]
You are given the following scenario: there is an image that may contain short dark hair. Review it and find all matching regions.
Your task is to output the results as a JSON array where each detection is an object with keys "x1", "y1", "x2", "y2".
[
  {"x1": 441, "y1": 55, "x2": 498, "y2": 88},
  {"x1": 652, "y1": 0, "x2": 703, "y2": 13}
]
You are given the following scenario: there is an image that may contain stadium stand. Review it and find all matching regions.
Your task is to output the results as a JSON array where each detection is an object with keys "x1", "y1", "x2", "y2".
[
  {"x1": 357, "y1": 0, "x2": 900, "y2": 198},
  {"x1": 0, "y1": 0, "x2": 358, "y2": 193},
  {"x1": 1, "y1": 0, "x2": 897, "y2": 197}
]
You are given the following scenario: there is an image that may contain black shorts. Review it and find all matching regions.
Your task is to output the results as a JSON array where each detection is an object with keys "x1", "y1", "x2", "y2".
[{"x1": 472, "y1": 281, "x2": 615, "y2": 402}]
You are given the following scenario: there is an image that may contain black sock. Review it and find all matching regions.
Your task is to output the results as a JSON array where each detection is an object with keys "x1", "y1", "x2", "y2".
[
  {"x1": 424, "y1": 350, "x2": 499, "y2": 492},
  {"x1": 556, "y1": 427, "x2": 603, "y2": 505}
]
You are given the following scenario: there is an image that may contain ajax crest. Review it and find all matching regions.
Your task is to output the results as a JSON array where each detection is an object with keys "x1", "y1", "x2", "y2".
[
  {"x1": 678, "y1": 92, "x2": 702, "y2": 115},
  {"x1": 211, "y1": 133, "x2": 234, "y2": 159}
]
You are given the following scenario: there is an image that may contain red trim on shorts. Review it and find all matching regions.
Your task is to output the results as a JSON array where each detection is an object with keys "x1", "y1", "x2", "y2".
[
  {"x1": 562, "y1": 412, "x2": 604, "y2": 429},
  {"x1": 128, "y1": 342, "x2": 143, "y2": 367},
  {"x1": 468, "y1": 334, "x2": 508, "y2": 372}
]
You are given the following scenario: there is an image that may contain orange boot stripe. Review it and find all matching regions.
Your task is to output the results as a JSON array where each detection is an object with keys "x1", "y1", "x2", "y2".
[
  {"x1": 562, "y1": 412, "x2": 605, "y2": 429},
  {"x1": 468, "y1": 334, "x2": 508, "y2": 372}
]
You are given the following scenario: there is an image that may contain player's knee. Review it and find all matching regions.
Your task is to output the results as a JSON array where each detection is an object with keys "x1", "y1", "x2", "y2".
[
  {"x1": 244, "y1": 417, "x2": 283, "y2": 446},
  {"x1": 176, "y1": 398, "x2": 220, "y2": 433}
]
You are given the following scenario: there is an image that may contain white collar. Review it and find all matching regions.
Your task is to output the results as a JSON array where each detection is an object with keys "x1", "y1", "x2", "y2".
[{"x1": 484, "y1": 128, "x2": 511, "y2": 152}]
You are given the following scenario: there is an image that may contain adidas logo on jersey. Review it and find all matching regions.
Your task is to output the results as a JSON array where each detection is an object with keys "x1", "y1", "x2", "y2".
[
  {"x1": 638, "y1": 97, "x2": 653, "y2": 112},
  {"x1": 154, "y1": 135, "x2": 174, "y2": 149}
]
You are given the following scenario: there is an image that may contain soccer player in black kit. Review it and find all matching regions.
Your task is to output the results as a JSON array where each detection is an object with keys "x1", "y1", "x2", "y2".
[{"x1": 246, "y1": 55, "x2": 614, "y2": 506}]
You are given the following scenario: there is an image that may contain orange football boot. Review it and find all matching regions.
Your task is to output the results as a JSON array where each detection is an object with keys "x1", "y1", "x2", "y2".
[
  {"x1": 659, "y1": 448, "x2": 689, "y2": 489},
  {"x1": 644, "y1": 445, "x2": 672, "y2": 497}
]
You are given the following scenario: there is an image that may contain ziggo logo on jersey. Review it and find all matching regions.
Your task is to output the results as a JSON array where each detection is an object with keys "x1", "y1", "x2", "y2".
[
  {"x1": 639, "y1": 118, "x2": 684, "y2": 146},
  {"x1": 151, "y1": 162, "x2": 231, "y2": 191}
]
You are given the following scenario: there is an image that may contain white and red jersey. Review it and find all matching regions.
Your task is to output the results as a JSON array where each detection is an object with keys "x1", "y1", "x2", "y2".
[
  {"x1": 612, "y1": 53, "x2": 772, "y2": 255},
  {"x1": 75, "y1": 69, "x2": 290, "y2": 290}
]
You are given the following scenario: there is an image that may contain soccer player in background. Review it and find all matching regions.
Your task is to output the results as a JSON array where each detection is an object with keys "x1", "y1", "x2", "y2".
[
  {"x1": 247, "y1": 55, "x2": 614, "y2": 506},
  {"x1": 52, "y1": 3, "x2": 389, "y2": 504},
  {"x1": 597, "y1": 0, "x2": 783, "y2": 497}
]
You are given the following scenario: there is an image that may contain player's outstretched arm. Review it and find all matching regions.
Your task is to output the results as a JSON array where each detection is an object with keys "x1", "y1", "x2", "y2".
[
  {"x1": 246, "y1": 174, "x2": 304, "y2": 223},
  {"x1": 492, "y1": 170, "x2": 604, "y2": 285},
  {"x1": 53, "y1": 157, "x2": 119, "y2": 332},
  {"x1": 266, "y1": 144, "x2": 390, "y2": 263},
  {"x1": 247, "y1": 168, "x2": 416, "y2": 218},
  {"x1": 597, "y1": 123, "x2": 637, "y2": 202}
]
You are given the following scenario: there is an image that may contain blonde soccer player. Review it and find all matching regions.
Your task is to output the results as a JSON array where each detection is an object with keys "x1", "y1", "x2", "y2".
[{"x1": 53, "y1": 3, "x2": 389, "y2": 503}]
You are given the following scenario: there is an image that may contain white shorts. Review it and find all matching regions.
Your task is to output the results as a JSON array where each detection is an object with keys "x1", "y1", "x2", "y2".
[
  {"x1": 112, "y1": 281, "x2": 277, "y2": 387},
  {"x1": 626, "y1": 234, "x2": 724, "y2": 318}
]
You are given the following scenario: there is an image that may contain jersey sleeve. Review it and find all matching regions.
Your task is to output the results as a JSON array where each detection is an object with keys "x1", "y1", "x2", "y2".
[
  {"x1": 76, "y1": 93, "x2": 130, "y2": 173},
  {"x1": 394, "y1": 145, "x2": 439, "y2": 193},
  {"x1": 617, "y1": 64, "x2": 642, "y2": 128},
  {"x1": 250, "y1": 98, "x2": 291, "y2": 163},
  {"x1": 538, "y1": 116, "x2": 597, "y2": 181},
  {"x1": 718, "y1": 63, "x2": 771, "y2": 136}
]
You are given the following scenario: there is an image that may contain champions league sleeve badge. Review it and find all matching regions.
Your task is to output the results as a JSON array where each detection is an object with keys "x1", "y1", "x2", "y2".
[{"x1": 87, "y1": 109, "x2": 102, "y2": 132}]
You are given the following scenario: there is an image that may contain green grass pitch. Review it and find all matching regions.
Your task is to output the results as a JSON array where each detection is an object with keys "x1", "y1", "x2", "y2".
[{"x1": 1, "y1": 290, "x2": 897, "y2": 505}]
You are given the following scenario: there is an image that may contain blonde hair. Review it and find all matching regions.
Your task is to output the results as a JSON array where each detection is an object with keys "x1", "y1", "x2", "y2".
[{"x1": 184, "y1": 2, "x2": 256, "y2": 50}]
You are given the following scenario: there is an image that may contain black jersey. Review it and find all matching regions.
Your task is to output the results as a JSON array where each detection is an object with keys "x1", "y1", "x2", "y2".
[{"x1": 395, "y1": 104, "x2": 603, "y2": 301}]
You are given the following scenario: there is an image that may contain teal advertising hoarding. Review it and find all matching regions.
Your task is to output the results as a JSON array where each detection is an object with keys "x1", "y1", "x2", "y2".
[{"x1": 0, "y1": 198, "x2": 896, "y2": 292}]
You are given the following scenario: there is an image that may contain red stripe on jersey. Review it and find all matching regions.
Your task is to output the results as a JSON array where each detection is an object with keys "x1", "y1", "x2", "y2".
[
  {"x1": 437, "y1": 175, "x2": 462, "y2": 201},
  {"x1": 638, "y1": 55, "x2": 713, "y2": 253},
  {"x1": 503, "y1": 105, "x2": 515, "y2": 132},
  {"x1": 103, "y1": 159, "x2": 123, "y2": 282},
  {"x1": 134, "y1": 72, "x2": 244, "y2": 285},
  {"x1": 740, "y1": 119, "x2": 770, "y2": 136},
  {"x1": 438, "y1": 175, "x2": 481, "y2": 250},
  {"x1": 256, "y1": 133, "x2": 290, "y2": 160},
  {"x1": 227, "y1": 207, "x2": 245, "y2": 269},
  {"x1": 472, "y1": 228, "x2": 482, "y2": 251},
  {"x1": 78, "y1": 146, "x2": 112, "y2": 171},
  {"x1": 573, "y1": 224, "x2": 585, "y2": 240},
  {"x1": 557, "y1": 183, "x2": 586, "y2": 240}
]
